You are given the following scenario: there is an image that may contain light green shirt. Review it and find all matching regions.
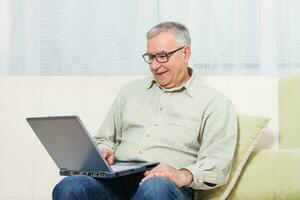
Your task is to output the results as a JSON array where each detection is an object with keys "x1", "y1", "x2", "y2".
[{"x1": 94, "y1": 68, "x2": 237, "y2": 190}]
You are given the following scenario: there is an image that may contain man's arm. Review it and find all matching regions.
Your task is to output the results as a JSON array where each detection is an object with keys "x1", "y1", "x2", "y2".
[
  {"x1": 93, "y1": 87, "x2": 125, "y2": 157},
  {"x1": 184, "y1": 97, "x2": 237, "y2": 190}
]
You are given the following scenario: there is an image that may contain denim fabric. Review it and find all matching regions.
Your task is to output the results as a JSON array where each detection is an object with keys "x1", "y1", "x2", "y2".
[{"x1": 53, "y1": 174, "x2": 194, "y2": 200}]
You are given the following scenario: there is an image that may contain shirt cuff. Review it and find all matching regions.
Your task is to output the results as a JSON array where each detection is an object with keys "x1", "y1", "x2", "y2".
[
  {"x1": 97, "y1": 143, "x2": 117, "y2": 154},
  {"x1": 183, "y1": 162, "x2": 224, "y2": 190}
]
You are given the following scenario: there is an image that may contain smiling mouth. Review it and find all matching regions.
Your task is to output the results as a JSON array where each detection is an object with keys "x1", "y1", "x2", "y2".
[{"x1": 156, "y1": 71, "x2": 168, "y2": 76}]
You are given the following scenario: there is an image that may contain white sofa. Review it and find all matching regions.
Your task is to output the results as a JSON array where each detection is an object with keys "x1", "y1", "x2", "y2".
[{"x1": 0, "y1": 75, "x2": 279, "y2": 200}]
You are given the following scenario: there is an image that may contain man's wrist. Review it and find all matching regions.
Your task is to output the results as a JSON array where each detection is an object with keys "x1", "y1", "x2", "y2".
[{"x1": 179, "y1": 169, "x2": 193, "y2": 186}]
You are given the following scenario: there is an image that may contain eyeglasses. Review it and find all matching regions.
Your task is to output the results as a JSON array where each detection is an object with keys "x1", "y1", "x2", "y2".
[{"x1": 142, "y1": 46, "x2": 185, "y2": 64}]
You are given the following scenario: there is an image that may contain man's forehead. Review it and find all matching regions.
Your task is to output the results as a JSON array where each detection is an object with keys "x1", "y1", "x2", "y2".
[{"x1": 147, "y1": 33, "x2": 178, "y2": 53}]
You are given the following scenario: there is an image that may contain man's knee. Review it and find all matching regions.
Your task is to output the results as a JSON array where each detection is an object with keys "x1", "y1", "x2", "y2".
[
  {"x1": 52, "y1": 175, "x2": 99, "y2": 200},
  {"x1": 135, "y1": 177, "x2": 179, "y2": 199}
]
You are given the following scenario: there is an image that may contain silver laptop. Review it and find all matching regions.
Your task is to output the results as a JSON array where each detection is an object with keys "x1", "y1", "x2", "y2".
[{"x1": 26, "y1": 115, "x2": 158, "y2": 178}]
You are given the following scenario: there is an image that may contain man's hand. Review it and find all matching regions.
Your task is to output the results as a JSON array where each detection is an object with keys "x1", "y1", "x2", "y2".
[
  {"x1": 101, "y1": 148, "x2": 115, "y2": 165},
  {"x1": 141, "y1": 163, "x2": 193, "y2": 187}
]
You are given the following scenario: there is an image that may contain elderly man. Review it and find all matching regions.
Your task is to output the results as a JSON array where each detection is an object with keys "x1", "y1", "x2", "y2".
[{"x1": 53, "y1": 21, "x2": 237, "y2": 200}]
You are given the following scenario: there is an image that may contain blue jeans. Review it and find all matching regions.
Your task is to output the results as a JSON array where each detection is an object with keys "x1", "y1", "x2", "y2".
[{"x1": 53, "y1": 173, "x2": 194, "y2": 200}]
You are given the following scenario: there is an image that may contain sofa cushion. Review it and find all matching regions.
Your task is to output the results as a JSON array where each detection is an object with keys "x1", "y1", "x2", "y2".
[
  {"x1": 227, "y1": 149, "x2": 300, "y2": 200},
  {"x1": 196, "y1": 114, "x2": 270, "y2": 200}
]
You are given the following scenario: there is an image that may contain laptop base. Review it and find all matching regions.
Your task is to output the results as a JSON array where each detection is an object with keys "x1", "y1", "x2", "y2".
[{"x1": 60, "y1": 162, "x2": 158, "y2": 178}]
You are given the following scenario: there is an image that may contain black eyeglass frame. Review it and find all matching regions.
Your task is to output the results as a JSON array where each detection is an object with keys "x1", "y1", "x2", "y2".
[{"x1": 142, "y1": 46, "x2": 185, "y2": 64}]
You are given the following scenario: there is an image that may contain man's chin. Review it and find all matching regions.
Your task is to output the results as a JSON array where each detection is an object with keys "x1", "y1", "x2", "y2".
[
  {"x1": 156, "y1": 80, "x2": 172, "y2": 88},
  {"x1": 153, "y1": 75, "x2": 171, "y2": 88}
]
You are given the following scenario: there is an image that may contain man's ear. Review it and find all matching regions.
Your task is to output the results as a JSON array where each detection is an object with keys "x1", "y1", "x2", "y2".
[{"x1": 183, "y1": 45, "x2": 191, "y2": 63}]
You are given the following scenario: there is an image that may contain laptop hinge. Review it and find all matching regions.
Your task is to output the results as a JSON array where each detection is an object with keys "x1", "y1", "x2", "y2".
[{"x1": 59, "y1": 168, "x2": 80, "y2": 176}]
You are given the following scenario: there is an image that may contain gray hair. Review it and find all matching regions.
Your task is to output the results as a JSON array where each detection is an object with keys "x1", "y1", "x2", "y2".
[{"x1": 146, "y1": 21, "x2": 191, "y2": 46}]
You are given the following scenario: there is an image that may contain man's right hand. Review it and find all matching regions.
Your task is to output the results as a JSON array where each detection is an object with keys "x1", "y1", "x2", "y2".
[{"x1": 101, "y1": 148, "x2": 115, "y2": 165}]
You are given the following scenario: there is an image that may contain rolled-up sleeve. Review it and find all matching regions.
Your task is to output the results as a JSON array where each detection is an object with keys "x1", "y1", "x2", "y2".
[
  {"x1": 93, "y1": 87, "x2": 125, "y2": 154},
  {"x1": 184, "y1": 97, "x2": 237, "y2": 190}
]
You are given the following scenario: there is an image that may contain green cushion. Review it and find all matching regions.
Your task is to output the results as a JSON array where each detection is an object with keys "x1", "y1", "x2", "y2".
[
  {"x1": 196, "y1": 114, "x2": 270, "y2": 200},
  {"x1": 279, "y1": 75, "x2": 300, "y2": 149},
  {"x1": 227, "y1": 149, "x2": 300, "y2": 200}
]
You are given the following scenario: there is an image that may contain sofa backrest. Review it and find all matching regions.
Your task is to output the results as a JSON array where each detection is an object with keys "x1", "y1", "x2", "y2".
[
  {"x1": 0, "y1": 75, "x2": 278, "y2": 199},
  {"x1": 279, "y1": 75, "x2": 300, "y2": 149}
]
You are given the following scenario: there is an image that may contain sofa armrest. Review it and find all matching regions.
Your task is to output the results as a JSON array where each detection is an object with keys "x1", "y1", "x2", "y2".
[{"x1": 228, "y1": 149, "x2": 300, "y2": 200}]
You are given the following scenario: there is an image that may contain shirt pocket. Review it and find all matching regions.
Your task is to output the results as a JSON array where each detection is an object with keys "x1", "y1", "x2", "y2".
[{"x1": 167, "y1": 119, "x2": 199, "y2": 148}]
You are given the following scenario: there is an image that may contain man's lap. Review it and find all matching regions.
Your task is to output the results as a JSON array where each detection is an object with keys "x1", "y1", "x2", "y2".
[{"x1": 53, "y1": 174, "x2": 194, "y2": 200}]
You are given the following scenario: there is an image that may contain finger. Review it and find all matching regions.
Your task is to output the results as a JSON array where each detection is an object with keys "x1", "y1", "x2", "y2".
[
  {"x1": 140, "y1": 171, "x2": 170, "y2": 185},
  {"x1": 144, "y1": 170, "x2": 150, "y2": 176},
  {"x1": 102, "y1": 148, "x2": 112, "y2": 159},
  {"x1": 107, "y1": 155, "x2": 115, "y2": 165},
  {"x1": 142, "y1": 166, "x2": 157, "y2": 177},
  {"x1": 140, "y1": 174, "x2": 156, "y2": 185},
  {"x1": 101, "y1": 150, "x2": 108, "y2": 158},
  {"x1": 145, "y1": 164, "x2": 161, "y2": 174},
  {"x1": 145, "y1": 164, "x2": 168, "y2": 175},
  {"x1": 144, "y1": 171, "x2": 165, "y2": 180}
]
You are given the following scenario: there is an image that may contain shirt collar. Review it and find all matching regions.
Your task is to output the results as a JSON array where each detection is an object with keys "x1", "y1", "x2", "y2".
[
  {"x1": 147, "y1": 79, "x2": 156, "y2": 89},
  {"x1": 147, "y1": 67, "x2": 197, "y2": 98}
]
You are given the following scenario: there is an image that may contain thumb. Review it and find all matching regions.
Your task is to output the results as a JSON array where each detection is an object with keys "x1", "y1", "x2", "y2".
[{"x1": 107, "y1": 154, "x2": 115, "y2": 165}]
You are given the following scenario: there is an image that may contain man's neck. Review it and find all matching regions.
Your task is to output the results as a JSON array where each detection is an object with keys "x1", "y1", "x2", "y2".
[
  {"x1": 176, "y1": 67, "x2": 191, "y2": 87},
  {"x1": 163, "y1": 67, "x2": 191, "y2": 89}
]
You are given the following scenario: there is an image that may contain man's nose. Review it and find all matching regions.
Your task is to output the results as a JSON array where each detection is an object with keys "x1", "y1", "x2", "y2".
[{"x1": 150, "y1": 59, "x2": 160, "y2": 70}]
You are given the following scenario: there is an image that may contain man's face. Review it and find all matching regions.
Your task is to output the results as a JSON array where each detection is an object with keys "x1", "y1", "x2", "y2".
[{"x1": 146, "y1": 31, "x2": 191, "y2": 89}]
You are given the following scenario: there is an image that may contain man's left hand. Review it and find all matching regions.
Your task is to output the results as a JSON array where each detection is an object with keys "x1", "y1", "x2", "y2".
[{"x1": 141, "y1": 163, "x2": 193, "y2": 187}]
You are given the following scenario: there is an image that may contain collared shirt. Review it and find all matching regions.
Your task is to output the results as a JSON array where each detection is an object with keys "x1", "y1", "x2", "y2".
[{"x1": 94, "y1": 68, "x2": 237, "y2": 190}]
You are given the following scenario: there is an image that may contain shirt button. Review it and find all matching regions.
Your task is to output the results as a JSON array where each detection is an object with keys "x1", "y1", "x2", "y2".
[
  {"x1": 153, "y1": 123, "x2": 158, "y2": 127},
  {"x1": 146, "y1": 133, "x2": 151, "y2": 137},
  {"x1": 138, "y1": 150, "x2": 142, "y2": 154},
  {"x1": 159, "y1": 107, "x2": 164, "y2": 111}
]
